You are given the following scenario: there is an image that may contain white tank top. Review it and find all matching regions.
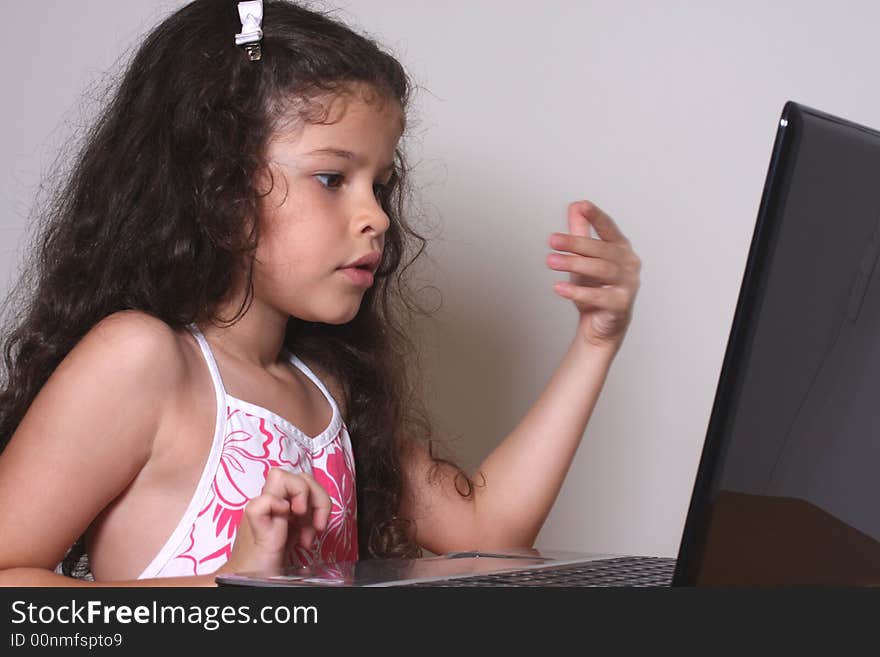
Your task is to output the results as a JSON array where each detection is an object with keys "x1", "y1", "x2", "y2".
[{"x1": 137, "y1": 325, "x2": 359, "y2": 579}]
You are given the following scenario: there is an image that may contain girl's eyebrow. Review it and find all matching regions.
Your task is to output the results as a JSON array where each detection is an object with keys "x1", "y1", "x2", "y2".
[{"x1": 304, "y1": 147, "x2": 395, "y2": 173}]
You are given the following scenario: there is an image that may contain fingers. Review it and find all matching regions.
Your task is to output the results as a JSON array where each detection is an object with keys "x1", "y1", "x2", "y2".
[
  {"x1": 302, "y1": 474, "x2": 332, "y2": 533},
  {"x1": 548, "y1": 201, "x2": 642, "y2": 338},
  {"x1": 225, "y1": 469, "x2": 333, "y2": 575},
  {"x1": 261, "y1": 467, "x2": 332, "y2": 543},
  {"x1": 246, "y1": 491, "x2": 293, "y2": 522},
  {"x1": 549, "y1": 201, "x2": 641, "y2": 287},
  {"x1": 547, "y1": 252, "x2": 621, "y2": 285},
  {"x1": 567, "y1": 200, "x2": 628, "y2": 244},
  {"x1": 553, "y1": 200, "x2": 635, "y2": 269},
  {"x1": 549, "y1": 233, "x2": 640, "y2": 268},
  {"x1": 548, "y1": 240, "x2": 640, "y2": 284},
  {"x1": 272, "y1": 469, "x2": 331, "y2": 532}
]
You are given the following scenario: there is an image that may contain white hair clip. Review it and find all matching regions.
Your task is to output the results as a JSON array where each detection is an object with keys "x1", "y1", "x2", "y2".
[{"x1": 235, "y1": 0, "x2": 264, "y2": 61}]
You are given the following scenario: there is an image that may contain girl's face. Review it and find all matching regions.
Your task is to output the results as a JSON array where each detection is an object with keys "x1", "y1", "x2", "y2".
[{"x1": 253, "y1": 85, "x2": 403, "y2": 325}]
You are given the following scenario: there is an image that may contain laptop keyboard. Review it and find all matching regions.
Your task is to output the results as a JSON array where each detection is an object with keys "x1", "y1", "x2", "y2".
[{"x1": 400, "y1": 556, "x2": 676, "y2": 587}]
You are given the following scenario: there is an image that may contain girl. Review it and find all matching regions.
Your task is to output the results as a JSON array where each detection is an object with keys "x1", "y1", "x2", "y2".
[{"x1": 0, "y1": 0, "x2": 640, "y2": 586}]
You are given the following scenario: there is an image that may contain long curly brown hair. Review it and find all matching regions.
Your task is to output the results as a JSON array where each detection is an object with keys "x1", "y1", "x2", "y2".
[{"x1": 0, "y1": 0, "x2": 469, "y2": 573}]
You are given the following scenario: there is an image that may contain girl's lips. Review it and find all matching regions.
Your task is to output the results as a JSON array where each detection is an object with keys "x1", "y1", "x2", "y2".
[{"x1": 338, "y1": 267, "x2": 374, "y2": 288}]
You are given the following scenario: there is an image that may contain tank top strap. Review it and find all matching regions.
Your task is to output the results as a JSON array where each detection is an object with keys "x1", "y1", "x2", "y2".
[
  {"x1": 187, "y1": 324, "x2": 228, "y2": 408},
  {"x1": 286, "y1": 353, "x2": 339, "y2": 412}
]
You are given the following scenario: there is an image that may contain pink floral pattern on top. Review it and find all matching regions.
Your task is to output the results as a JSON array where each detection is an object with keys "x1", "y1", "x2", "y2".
[
  {"x1": 291, "y1": 440, "x2": 357, "y2": 566},
  {"x1": 146, "y1": 403, "x2": 358, "y2": 579}
]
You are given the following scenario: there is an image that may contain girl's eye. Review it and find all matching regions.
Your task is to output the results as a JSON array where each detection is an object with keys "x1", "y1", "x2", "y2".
[
  {"x1": 315, "y1": 173, "x2": 344, "y2": 190},
  {"x1": 315, "y1": 173, "x2": 392, "y2": 199}
]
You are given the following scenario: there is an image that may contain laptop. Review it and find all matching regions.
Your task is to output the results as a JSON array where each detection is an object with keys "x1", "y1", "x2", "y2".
[{"x1": 217, "y1": 101, "x2": 880, "y2": 587}]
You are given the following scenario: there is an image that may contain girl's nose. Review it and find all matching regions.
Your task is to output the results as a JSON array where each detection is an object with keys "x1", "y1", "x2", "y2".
[{"x1": 354, "y1": 200, "x2": 391, "y2": 237}]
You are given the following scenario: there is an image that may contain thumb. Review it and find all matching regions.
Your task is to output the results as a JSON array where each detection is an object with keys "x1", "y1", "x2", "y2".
[{"x1": 567, "y1": 201, "x2": 592, "y2": 238}]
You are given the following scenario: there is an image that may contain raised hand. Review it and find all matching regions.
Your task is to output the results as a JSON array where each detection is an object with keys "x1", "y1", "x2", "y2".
[
  {"x1": 547, "y1": 200, "x2": 641, "y2": 349},
  {"x1": 219, "y1": 468, "x2": 332, "y2": 575}
]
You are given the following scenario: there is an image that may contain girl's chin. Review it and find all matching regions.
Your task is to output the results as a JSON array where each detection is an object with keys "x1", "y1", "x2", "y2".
[
  {"x1": 323, "y1": 313, "x2": 359, "y2": 325},
  {"x1": 294, "y1": 301, "x2": 363, "y2": 325}
]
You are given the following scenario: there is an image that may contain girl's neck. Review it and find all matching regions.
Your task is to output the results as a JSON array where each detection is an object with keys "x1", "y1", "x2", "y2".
[{"x1": 199, "y1": 295, "x2": 289, "y2": 370}]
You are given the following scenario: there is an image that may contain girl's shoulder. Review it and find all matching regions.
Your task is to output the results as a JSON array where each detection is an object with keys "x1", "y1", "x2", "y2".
[
  {"x1": 71, "y1": 310, "x2": 191, "y2": 386},
  {"x1": 56, "y1": 310, "x2": 197, "y2": 432}
]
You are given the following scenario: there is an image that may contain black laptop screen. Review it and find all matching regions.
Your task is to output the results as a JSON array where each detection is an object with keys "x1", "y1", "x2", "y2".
[{"x1": 676, "y1": 103, "x2": 880, "y2": 586}]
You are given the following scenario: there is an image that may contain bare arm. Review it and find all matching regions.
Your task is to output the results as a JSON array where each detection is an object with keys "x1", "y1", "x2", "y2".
[
  {"x1": 403, "y1": 338, "x2": 618, "y2": 553},
  {"x1": 0, "y1": 311, "x2": 205, "y2": 587},
  {"x1": 402, "y1": 201, "x2": 641, "y2": 553}
]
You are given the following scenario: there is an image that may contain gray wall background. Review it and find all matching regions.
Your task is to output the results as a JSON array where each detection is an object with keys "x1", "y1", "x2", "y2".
[{"x1": 2, "y1": 1, "x2": 879, "y2": 558}]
